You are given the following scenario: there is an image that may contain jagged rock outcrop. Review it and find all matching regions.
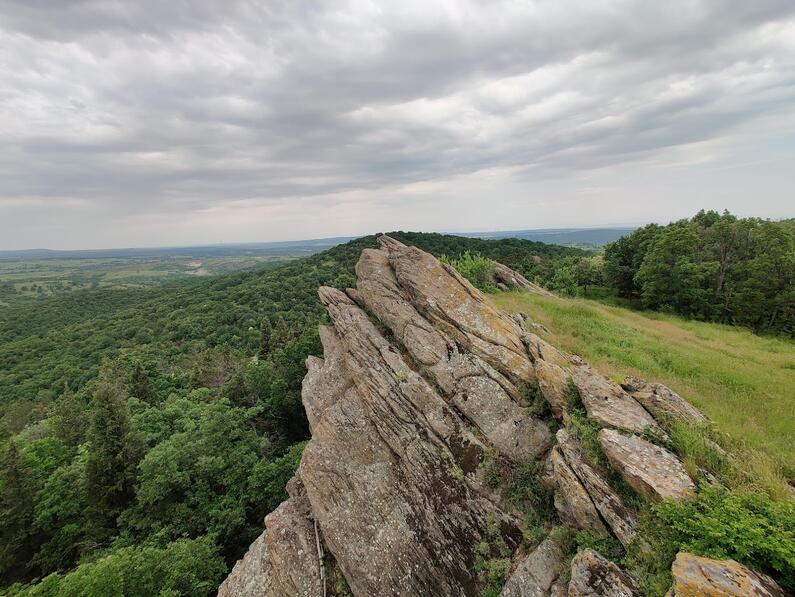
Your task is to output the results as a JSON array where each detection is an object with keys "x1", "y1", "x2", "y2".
[
  {"x1": 354, "y1": 245, "x2": 552, "y2": 460},
  {"x1": 488, "y1": 261, "x2": 554, "y2": 296},
  {"x1": 568, "y1": 549, "x2": 640, "y2": 596},
  {"x1": 669, "y1": 552, "x2": 787, "y2": 596},
  {"x1": 218, "y1": 478, "x2": 320, "y2": 597},
  {"x1": 300, "y1": 287, "x2": 522, "y2": 596},
  {"x1": 598, "y1": 430, "x2": 696, "y2": 502},
  {"x1": 548, "y1": 447, "x2": 610, "y2": 538},
  {"x1": 569, "y1": 367, "x2": 661, "y2": 435},
  {"x1": 621, "y1": 377, "x2": 708, "y2": 427},
  {"x1": 500, "y1": 534, "x2": 565, "y2": 597},
  {"x1": 555, "y1": 430, "x2": 638, "y2": 549},
  {"x1": 220, "y1": 236, "x2": 728, "y2": 597}
]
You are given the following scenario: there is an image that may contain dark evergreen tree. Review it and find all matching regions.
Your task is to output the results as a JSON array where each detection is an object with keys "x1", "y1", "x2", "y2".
[
  {"x1": 270, "y1": 317, "x2": 291, "y2": 353},
  {"x1": 84, "y1": 381, "x2": 141, "y2": 545},
  {"x1": 258, "y1": 319, "x2": 272, "y2": 359},
  {"x1": 130, "y1": 362, "x2": 158, "y2": 405},
  {"x1": 0, "y1": 443, "x2": 40, "y2": 582},
  {"x1": 51, "y1": 387, "x2": 87, "y2": 448}
]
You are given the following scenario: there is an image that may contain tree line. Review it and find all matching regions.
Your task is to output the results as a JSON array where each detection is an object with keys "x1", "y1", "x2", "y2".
[{"x1": 602, "y1": 211, "x2": 794, "y2": 335}]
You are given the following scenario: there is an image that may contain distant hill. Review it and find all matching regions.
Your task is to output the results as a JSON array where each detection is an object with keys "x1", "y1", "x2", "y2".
[
  {"x1": 0, "y1": 228, "x2": 636, "y2": 260},
  {"x1": 0, "y1": 237, "x2": 356, "y2": 261},
  {"x1": 463, "y1": 227, "x2": 636, "y2": 247}
]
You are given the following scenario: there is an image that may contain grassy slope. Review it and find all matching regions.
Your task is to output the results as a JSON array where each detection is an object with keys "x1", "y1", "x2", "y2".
[{"x1": 492, "y1": 291, "x2": 795, "y2": 481}]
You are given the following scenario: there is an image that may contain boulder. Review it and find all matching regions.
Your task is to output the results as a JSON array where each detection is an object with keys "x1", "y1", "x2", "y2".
[
  {"x1": 488, "y1": 261, "x2": 554, "y2": 297},
  {"x1": 556, "y1": 430, "x2": 637, "y2": 548},
  {"x1": 598, "y1": 429, "x2": 695, "y2": 502},
  {"x1": 501, "y1": 534, "x2": 566, "y2": 597},
  {"x1": 669, "y1": 552, "x2": 787, "y2": 596},
  {"x1": 568, "y1": 549, "x2": 639, "y2": 596},
  {"x1": 622, "y1": 377, "x2": 708, "y2": 427},
  {"x1": 571, "y1": 367, "x2": 660, "y2": 434}
]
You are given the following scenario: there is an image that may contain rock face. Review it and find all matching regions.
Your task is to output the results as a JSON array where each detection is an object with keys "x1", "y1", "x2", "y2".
[
  {"x1": 219, "y1": 236, "x2": 748, "y2": 597},
  {"x1": 621, "y1": 377, "x2": 708, "y2": 427},
  {"x1": 300, "y1": 287, "x2": 521, "y2": 596},
  {"x1": 488, "y1": 261, "x2": 554, "y2": 296},
  {"x1": 354, "y1": 245, "x2": 552, "y2": 461},
  {"x1": 549, "y1": 447, "x2": 610, "y2": 539},
  {"x1": 554, "y1": 430, "x2": 638, "y2": 548},
  {"x1": 570, "y1": 367, "x2": 660, "y2": 434},
  {"x1": 500, "y1": 534, "x2": 566, "y2": 597},
  {"x1": 568, "y1": 549, "x2": 640, "y2": 596},
  {"x1": 598, "y1": 429, "x2": 696, "y2": 502},
  {"x1": 218, "y1": 478, "x2": 320, "y2": 597},
  {"x1": 669, "y1": 552, "x2": 787, "y2": 597}
]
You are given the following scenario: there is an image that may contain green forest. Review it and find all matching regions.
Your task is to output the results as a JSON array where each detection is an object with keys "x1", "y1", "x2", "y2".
[
  {"x1": 0, "y1": 232, "x2": 581, "y2": 595},
  {"x1": 512, "y1": 211, "x2": 794, "y2": 337},
  {"x1": 602, "y1": 211, "x2": 795, "y2": 335}
]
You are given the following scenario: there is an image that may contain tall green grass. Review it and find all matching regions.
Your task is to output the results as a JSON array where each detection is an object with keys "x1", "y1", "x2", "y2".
[{"x1": 492, "y1": 291, "x2": 795, "y2": 491}]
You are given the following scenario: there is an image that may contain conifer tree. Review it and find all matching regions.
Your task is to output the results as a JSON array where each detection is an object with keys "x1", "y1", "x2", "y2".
[
  {"x1": 130, "y1": 362, "x2": 158, "y2": 405},
  {"x1": 259, "y1": 319, "x2": 272, "y2": 359},
  {"x1": 51, "y1": 386, "x2": 87, "y2": 447},
  {"x1": 270, "y1": 317, "x2": 290, "y2": 353},
  {"x1": 84, "y1": 381, "x2": 141, "y2": 544},
  {"x1": 0, "y1": 443, "x2": 38, "y2": 581}
]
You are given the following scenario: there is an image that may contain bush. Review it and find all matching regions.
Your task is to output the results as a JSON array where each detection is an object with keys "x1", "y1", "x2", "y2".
[
  {"x1": 575, "y1": 530, "x2": 624, "y2": 561},
  {"x1": 625, "y1": 484, "x2": 795, "y2": 595},
  {"x1": 474, "y1": 515, "x2": 512, "y2": 597},
  {"x1": 654, "y1": 484, "x2": 795, "y2": 591},
  {"x1": 440, "y1": 252, "x2": 497, "y2": 292}
]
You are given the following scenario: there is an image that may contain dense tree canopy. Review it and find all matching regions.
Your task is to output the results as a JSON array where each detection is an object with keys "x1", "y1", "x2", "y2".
[{"x1": 603, "y1": 212, "x2": 794, "y2": 334}]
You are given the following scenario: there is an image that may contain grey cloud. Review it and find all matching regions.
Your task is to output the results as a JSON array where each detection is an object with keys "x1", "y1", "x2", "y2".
[{"x1": 0, "y1": 0, "x2": 793, "y2": 247}]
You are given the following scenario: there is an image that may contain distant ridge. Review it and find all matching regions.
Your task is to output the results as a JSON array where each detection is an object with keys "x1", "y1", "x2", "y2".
[
  {"x1": 0, "y1": 227, "x2": 635, "y2": 258},
  {"x1": 462, "y1": 227, "x2": 636, "y2": 247},
  {"x1": 0, "y1": 237, "x2": 356, "y2": 261}
]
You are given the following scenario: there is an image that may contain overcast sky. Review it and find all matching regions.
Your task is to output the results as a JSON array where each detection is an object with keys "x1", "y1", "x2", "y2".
[{"x1": 1, "y1": 1, "x2": 794, "y2": 249}]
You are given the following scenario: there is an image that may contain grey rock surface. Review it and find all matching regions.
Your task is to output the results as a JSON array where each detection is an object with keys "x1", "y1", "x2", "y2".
[
  {"x1": 598, "y1": 429, "x2": 696, "y2": 502},
  {"x1": 501, "y1": 534, "x2": 566, "y2": 597},
  {"x1": 556, "y1": 430, "x2": 638, "y2": 548},
  {"x1": 568, "y1": 549, "x2": 639, "y2": 596}
]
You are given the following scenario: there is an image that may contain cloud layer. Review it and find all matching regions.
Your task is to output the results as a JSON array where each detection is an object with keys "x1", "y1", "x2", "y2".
[{"x1": 1, "y1": 0, "x2": 794, "y2": 248}]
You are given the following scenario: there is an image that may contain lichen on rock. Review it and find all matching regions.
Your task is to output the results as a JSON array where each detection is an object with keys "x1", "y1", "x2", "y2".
[{"x1": 219, "y1": 236, "x2": 736, "y2": 597}]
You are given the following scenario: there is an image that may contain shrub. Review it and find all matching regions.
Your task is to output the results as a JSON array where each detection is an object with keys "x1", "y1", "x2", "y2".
[
  {"x1": 625, "y1": 484, "x2": 795, "y2": 595},
  {"x1": 575, "y1": 530, "x2": 623, "y2": 561},
  {"x1": 474, "y1": 515, "x2": 512, "y2": 597},
  {"x1": 440, "y1": 252, "x2": 497, "y2": 292},
  {"x1": 654, "y1": 484, "x2": 795, "y2": 591}
]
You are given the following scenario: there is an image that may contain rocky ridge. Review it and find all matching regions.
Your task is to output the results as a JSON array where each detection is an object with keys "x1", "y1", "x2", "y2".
[{"x1": 218, "y1": 236, "x2": 785, "y2": 597}]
